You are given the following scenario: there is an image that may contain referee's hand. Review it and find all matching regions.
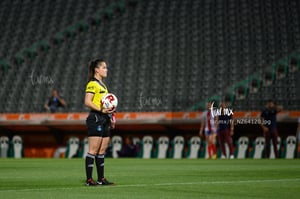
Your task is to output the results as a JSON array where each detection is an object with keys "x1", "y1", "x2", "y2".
[{"x1": 101, "y1": 107, "x2": 115, "y2": 114}]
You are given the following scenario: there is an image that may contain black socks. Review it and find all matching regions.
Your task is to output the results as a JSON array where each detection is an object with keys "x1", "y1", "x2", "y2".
[
  {"x1": 85, "y1": 153, "x2": 95, "y2": 180},
  {"x1": 96, "y1": 154, "x2": 105, "y2": 181}
]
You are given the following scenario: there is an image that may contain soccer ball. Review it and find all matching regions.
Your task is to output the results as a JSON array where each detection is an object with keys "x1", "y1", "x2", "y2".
[{"x1": 101, "y1": 93, "x2": 118, "y2": 110}]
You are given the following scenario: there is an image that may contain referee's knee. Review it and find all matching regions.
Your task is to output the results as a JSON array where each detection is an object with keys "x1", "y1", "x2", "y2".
[
  {"x1": 88, "y1": 151, "x2": 98, "y2": 156},
  {"x1": 99, "y1": 149, "x2": 106, "y2": 154}
]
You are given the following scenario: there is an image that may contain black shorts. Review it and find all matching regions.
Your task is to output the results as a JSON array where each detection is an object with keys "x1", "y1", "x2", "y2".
[{"x1": 86, "y1": 111, "x2": 111, "y2": 137}]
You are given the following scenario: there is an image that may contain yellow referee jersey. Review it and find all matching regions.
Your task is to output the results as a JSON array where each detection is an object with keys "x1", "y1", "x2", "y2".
[{"x1": 85, "y1": 78, "x2": 108, "y2": 109}]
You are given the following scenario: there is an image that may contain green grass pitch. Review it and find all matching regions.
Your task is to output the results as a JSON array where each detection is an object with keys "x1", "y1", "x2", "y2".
[{"x1": 0, "y1": 158, "x2": 299, "y2": 199}]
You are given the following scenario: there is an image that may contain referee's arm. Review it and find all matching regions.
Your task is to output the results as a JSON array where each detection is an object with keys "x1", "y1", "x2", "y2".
[{"x1": 85, "y1": 92, "x2": 101, "y2": 112}]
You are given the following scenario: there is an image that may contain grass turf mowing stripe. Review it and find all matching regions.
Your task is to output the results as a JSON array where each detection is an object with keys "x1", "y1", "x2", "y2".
[
  {"x1": 0, "y1": 158, "x2": 299, "y2": 199},
  {"x1": 1, "y1": 178, "x2": 299, "y2": 192}
]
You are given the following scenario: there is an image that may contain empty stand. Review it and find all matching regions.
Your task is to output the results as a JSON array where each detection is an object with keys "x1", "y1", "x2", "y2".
[{"x1": 0, "y1": 0, "x2": 299, "y2": 113}]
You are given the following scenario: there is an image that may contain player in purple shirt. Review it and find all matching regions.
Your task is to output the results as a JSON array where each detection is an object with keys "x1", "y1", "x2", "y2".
[
  {"x1": 216, "y1": 102, "x2": 234, "y2": 159},
  {"x1": 260, "y1": 99, "x2": 283, "y2": 158}
]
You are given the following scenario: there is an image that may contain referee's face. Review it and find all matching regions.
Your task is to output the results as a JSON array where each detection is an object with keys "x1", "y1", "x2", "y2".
[{"x1": 97, "y1": 62, "x2": 108, "y2": 78}]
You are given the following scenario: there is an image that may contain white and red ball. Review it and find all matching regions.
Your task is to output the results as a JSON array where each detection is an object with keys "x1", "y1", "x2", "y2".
[{"x1": 101, "y1": 93, "x2": 118, "y2": 110}]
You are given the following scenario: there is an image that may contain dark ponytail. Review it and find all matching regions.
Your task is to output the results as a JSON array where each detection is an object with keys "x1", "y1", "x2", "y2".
[{"x1": 87, "y1": 59, "x2": 105, "y2": 81}]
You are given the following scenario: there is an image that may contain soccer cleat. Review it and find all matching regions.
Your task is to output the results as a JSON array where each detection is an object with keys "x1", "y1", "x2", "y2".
[
  {"x1": 98, "y1": 178, "x2": 114, "y2": 185},
  {"x1": 86, "y1": 178, "x2": 97, "y2": 186}
]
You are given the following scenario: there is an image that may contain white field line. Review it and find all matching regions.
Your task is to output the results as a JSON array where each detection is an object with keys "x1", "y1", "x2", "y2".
[{"x1": 0, "y1": 178, "x2": 299, "y2": 192}]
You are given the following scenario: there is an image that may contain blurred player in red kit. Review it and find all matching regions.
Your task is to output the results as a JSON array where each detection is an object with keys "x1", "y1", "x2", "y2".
[{"x1": 199, "y1": 102, "x2": 217, "y2": 159}]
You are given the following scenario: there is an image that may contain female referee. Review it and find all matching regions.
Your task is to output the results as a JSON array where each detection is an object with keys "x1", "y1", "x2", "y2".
[{"x1": 84, "y1": 59, "x2": 115, "y2": 186}]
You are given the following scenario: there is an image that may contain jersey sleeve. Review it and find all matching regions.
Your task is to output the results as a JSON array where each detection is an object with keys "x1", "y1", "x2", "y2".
[{"x1": 85, "y1": 81, "x2": 97, "y2": 94}]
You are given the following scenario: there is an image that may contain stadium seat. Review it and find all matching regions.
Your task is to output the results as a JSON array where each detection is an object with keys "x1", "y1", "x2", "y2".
[
  {"x1": 233, "y1": 83, "x2": 248, "y2": 100},
  {"x1": 0, "y1": 136, "x2": 10, "y2": 158},
  {"x1": 274, "y1": 64, "x2": 288, "y2": 80},
  {"x1": 53, "y1": 147, "x2": 67, "y2": 158},
  {"x1": 79, "y1": 137, "x2": 89, "y2": 158},
  {"x1": 109, "y1": 1, "x2": 126, "y2": 14},
  {"x1": 235, "y1": 136, "x2": 249, "y2": 159},
  {"x1": 289, "y1": 57, "x2": 299, "y2": 72},
  {"x1": 263, "y1": 71, "x2": 274, "y2": 86},
  {"x1": 140, "y1": 135, "x2": 153, "y2": 159},
  {"x1": 251, "y1": 137, "x2": 265, "y2": 159},
  {"x1": 65, "y1": 137, "x2": 80, "y2": 158},
  {"x1": 111, "y1": 135, "x2": 122, "y2": 158},
  {"x1": 10, "y1": 135, "x2": 24, "y2": 158},
  {"x1": 14, "y1": 52, "x2": 25, "y2": 66},
  {"x1": 62, "y1": 26, "x2": 76, "y2": 40},
  {"x1": 156, "y1": 136, "x2": 169, "y2": 159},
  {"x1": 248, "y1": 76, "x2": 261, "y2": 94},
  {"x1": 52, "y1": 32, "x2": 65, "y2": 46},
  {"x1": 102, "y1": 7, "x2": 114, "y2": 20},
  {"x1": 16, "y1": 47, "x2": 37, "y2": 62},
  {"x1": 186, "y1": 136, "x2": 201, "y2": 159},
  {"x1": 132, "y1": 137, "x2": 140, "y2": 146},
  {"x1": 284, "y1": 136, "x2": 296, "y2": 159},
  {"x1": 223, "y1": 92, "x2": 235, "y2": 107},
  {"x1": 270, "y1": 137, "x2": 281, "y2": 159},
  {"x1": 171, "y1": 136, "x2": 185, "y2": 159},
  {"x1": 132, "y1": 137, "x2": 141, "y2": 155},
  {"x1": 0, "y1": 60, "x2": 9, "y2": 75},
  {"x1": 73, "y1": 21, "x2": 89, "y2": 34},
  {"x1": 88, "y1": 15, "x2": 102, "y2": 27},
  {"x1": 238, "y1": 85, "x2": 248, "y2": 100},
  {"x1": 35, "y1": 40, "x2": 50, "y2": 53}
]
